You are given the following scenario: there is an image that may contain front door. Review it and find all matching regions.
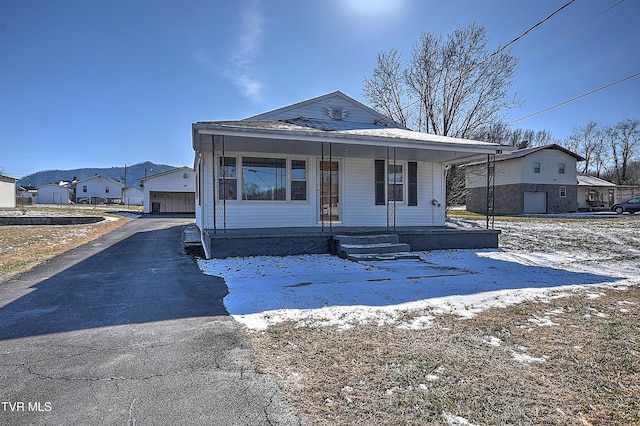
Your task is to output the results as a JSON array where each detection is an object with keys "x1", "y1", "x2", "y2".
[{"x1": 319, "y1": 160, "x2": 340, "y2": 223}]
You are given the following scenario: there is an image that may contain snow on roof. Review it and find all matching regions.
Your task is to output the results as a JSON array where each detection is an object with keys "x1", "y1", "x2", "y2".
[
  {"x1": 194, "y1": 118, "x2": 505, "y2": 148},
  {"x1": 577, "y1": 175, "x2": 617, "y2": 187}
]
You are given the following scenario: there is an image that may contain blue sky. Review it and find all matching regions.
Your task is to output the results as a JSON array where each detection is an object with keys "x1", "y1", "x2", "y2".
[{"x1": 1, "y1": 0, "x2": 638, "y2": 179}]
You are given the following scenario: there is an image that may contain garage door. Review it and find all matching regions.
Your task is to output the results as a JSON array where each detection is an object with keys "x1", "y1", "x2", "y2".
[
  {"x1": 149, "y1": 191, "x2": 195, "y2": 214},
  {"x1": 523, "y1": 191, "x2": 547, "y2": 213}
]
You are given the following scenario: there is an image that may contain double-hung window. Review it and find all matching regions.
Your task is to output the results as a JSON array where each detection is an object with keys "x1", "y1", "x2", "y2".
[
  {"x1": 218, "y1": 156, "x2": 237, "y2": 200},
  {"x1": 558, "y1": 163, "x2": 565, "y2": 174},
  {"x1": 533, "y1": 162, "x2": 541, "y2": 174},
  {"x1": 375, "y1": 160, "x2": 417, "y2": 206},
  {"x1": 388, "y1": 164, "x2": 404, "y2": 202},
  {"x1": 290, "y1": 160, "x2": 307, "y2": 201}
]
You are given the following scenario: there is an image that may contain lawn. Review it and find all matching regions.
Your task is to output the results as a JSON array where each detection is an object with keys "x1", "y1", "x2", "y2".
[
  {"x1": 200, "y1": 214, "x2": 640, "y2": 425},
  {"x1": 0, "y1": 205, "x2": 138, "y2": 282}
]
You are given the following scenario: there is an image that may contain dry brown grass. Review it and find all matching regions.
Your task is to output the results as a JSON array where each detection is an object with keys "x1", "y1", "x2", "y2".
[
  {"x1": 0, "y1": 206, "x2": 136, "y2": 283},
  {"x1": 247, "y1": 286, "x2": 640, "y2": 425}
]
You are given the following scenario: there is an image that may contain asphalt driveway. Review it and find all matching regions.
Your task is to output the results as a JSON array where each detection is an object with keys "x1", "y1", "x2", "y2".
[{"x1": 0, "y1": 216, "x2": 300, "y2": 425}]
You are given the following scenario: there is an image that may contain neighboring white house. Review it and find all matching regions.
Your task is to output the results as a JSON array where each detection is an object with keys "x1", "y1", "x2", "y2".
[
  {"x1": 465, "y1": 144, "x2": 584, "y2": 214},
  {"x1": 192, "y1": 91, "x2": 510, "y2": 258},
  {"x1": 139, "y1": 166, "x2": 195, "y2": 214},
  {"x1": 0, "y1": 175, "x2": 17, "y2": 208},
  {"x1": 122, "y1": 186, "x2": 144, "y2": 206},
  {"x1": 37, "y1": 182, "x2": 72, "y2": 205},
  {"x1": 75, "y1": 175, "x2": 124, "y2": 204}
]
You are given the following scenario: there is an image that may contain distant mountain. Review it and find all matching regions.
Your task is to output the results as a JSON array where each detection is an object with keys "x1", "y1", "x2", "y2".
[{"x1": 17, "y1": 162, "x2": 180, "y2": 187}]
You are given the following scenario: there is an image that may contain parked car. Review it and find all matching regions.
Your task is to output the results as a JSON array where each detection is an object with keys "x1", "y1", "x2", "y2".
[{"x1": 612, "y1": 197, "x2": 640, "y2": 214}]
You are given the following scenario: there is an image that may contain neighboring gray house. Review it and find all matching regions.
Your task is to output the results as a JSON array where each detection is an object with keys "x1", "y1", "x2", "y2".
[
  {"x1": 139, "y1": 166, "x2": 195, "y2": 214},
  {"x1": 0, "y1": 175, "x2": 17, "y2": 208},
  {"x1": 192, "y1": 91, "x2": 510, "y2": 258},
  {"x1": 466, "y1": 144, "x2": 585, "y2": 214}
]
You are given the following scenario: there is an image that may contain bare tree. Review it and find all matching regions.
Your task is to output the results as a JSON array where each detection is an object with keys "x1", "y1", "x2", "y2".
[
  {"x1": 564, "y1": 121, "x2": 606, "y2": 175},
  {"x1": 608, "y1": 119, "x2": 640, "y2": 184},
  {"x1": 364, "y1": 22, "x2": 520, "y2": 138},
  {"x1": 362, "y1": 50, "x2": 411, "y2": 127}
]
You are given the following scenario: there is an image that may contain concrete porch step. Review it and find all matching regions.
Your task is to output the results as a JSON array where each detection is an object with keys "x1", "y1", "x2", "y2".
[
  {"x1": 333, "y1": 234, "x2": 399, "y2": 245},
  {"x1": 334, "y1": 233, "x2": 415, "y2": 261},
  {"x1": 347, "y1": 252, "x2": 422, "y2": 262}
]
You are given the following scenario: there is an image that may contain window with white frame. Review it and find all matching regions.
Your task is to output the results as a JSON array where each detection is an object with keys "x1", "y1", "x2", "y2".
[
  {"x1": 290, "y1": 160, "x2": 307, "y2": 201},
  {"x1": 218, "y1": 156, "x2": 237, "y2": 200},
  {"x1": 387, "y1": 163, "x2": 404, "y2": 202},
  {"x1": 105, "y1": 186, "x2": 110, "y2": 194},
  {"x1": 533, "y1": 162, "x2": 541, "y2": 174},
  {"x1": 560, "y1": 186, "x2": 567, "y2": 197}
]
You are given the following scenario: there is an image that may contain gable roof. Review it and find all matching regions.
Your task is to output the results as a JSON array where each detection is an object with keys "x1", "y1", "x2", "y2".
[
  {"x1": 139, "y1": 166, "x2": 193, "y2": 183},
  {"x1": 246, "y1": 91, "x2": 409, "y2": 129},
  {"x1": 75, "y1": 174, "x2": 124, "y2": 186},
  {"x1": 494, "y1": 144, "x2": 585, "y2": 162}
]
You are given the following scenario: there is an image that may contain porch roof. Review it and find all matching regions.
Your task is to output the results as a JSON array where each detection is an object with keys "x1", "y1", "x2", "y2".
[{"x1": 192, "y1": 119, "x2": 511, "y2": 165}]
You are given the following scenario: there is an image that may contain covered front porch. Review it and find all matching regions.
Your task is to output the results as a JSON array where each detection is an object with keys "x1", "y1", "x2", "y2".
[{"x1": 201, "y1": 225, "x2": 500, "y2": 258}]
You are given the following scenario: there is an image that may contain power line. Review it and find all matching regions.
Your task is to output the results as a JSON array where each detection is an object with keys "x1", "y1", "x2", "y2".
[
  {"x1": 394, "y1": 0, "x2": 577, "y2": 121},
  {"x1": 520, "y1": 0, "x2": 624, "y2": 60},
  {"x1": 509, "y1": 71, "x2": 640, "y2": 124}
]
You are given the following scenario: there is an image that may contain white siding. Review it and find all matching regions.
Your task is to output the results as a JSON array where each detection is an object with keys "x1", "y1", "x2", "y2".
[
  {"x1": 466, "y1": 150, "x2": 578, "y2": 188},
  {"x1": 250, "y1": 93, "x2": 386, "y2": 125},
  {"x1": 0, "y1": 179, "x2": 16, "y2": 208},
  {"x1": 521, "y1": 151, "x2": 577, "y2": 184},
  {"x1": 143, "y1": 168, "x2": 195, "y2": 213},
  {"x1": 76, "y1": 176, "x2": 124, "y2": 201},
  {"x1": 201, "y1": 153, "x2": 447, "y2": 229},
  {"x1": 37, "y1": 185, "x2": 71, "y2": 204}
]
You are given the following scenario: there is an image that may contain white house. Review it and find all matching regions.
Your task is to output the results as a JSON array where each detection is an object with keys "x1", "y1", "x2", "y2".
[
  {"x1": 139, "y1": 166, "x2": 195, "y2": 214},
  {"x1": 465, "y1": 144, "x2": 584, "y2": 214},
  {"x1": 192, "y1": 91, "x2": 509, "y2": 258},
  {"x1": 0, "y1": 175, "x2": 17, "y2": 208},
  {"x1": 75, "y1": 175, "x2": 124, "y2": 204},
  {"x1": 37, "y1": 182, "x2": 72, "y2": 205},
  {"x1": 122, "y1": 186, "x2": 144, "y2": 206}
]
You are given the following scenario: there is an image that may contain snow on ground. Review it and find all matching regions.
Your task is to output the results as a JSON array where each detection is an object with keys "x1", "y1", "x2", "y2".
[{"x1": 198, "y1": 217, "x2": 639, "y2": 331}]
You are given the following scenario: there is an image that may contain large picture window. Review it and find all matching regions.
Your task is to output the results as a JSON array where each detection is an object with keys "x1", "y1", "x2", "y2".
[{"x1": 242, "y1": 157, "x2": 286, "y2": 200}]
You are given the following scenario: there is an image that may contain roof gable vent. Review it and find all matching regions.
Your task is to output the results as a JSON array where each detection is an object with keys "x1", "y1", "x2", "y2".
[{"x1": 327, "y1": 107, "x2": 347, "y2": 121}]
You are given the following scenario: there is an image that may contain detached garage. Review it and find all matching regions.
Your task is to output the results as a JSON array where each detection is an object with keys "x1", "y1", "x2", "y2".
[{"x1": 140, "y1": 167, "x2": 196, "y2": 214}]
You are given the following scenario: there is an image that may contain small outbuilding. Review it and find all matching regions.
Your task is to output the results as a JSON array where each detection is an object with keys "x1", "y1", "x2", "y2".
[
  {"x1": 0, "y1": 175, "x2": 18, "y2": 208},
  {"x1": 140, "y1": 166, "x2": 195, "y2": 214},
  {"x1": 37, "y1": 182, "x2": 72, "y2": 205},
  {"x1": 122, "y1": 186, "x2": 144, "y2": 206}
]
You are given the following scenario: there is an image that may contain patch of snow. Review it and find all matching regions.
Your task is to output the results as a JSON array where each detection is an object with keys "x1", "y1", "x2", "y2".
[
  {"x1": 442, "y1": 411, "x2": 477, "y2": 426},
  {"x1": 528, "y1": 316, "x2": 559, "y2": 326},
  {"x1": 484, "y1": 336, "x2": 502, "y2": 346},
  {"x1": 197, "y1": 219, "x2": 639, "y2": 332},
  {"x1": 511, "y1": 351, "x2": 547, "y2": 364}
]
